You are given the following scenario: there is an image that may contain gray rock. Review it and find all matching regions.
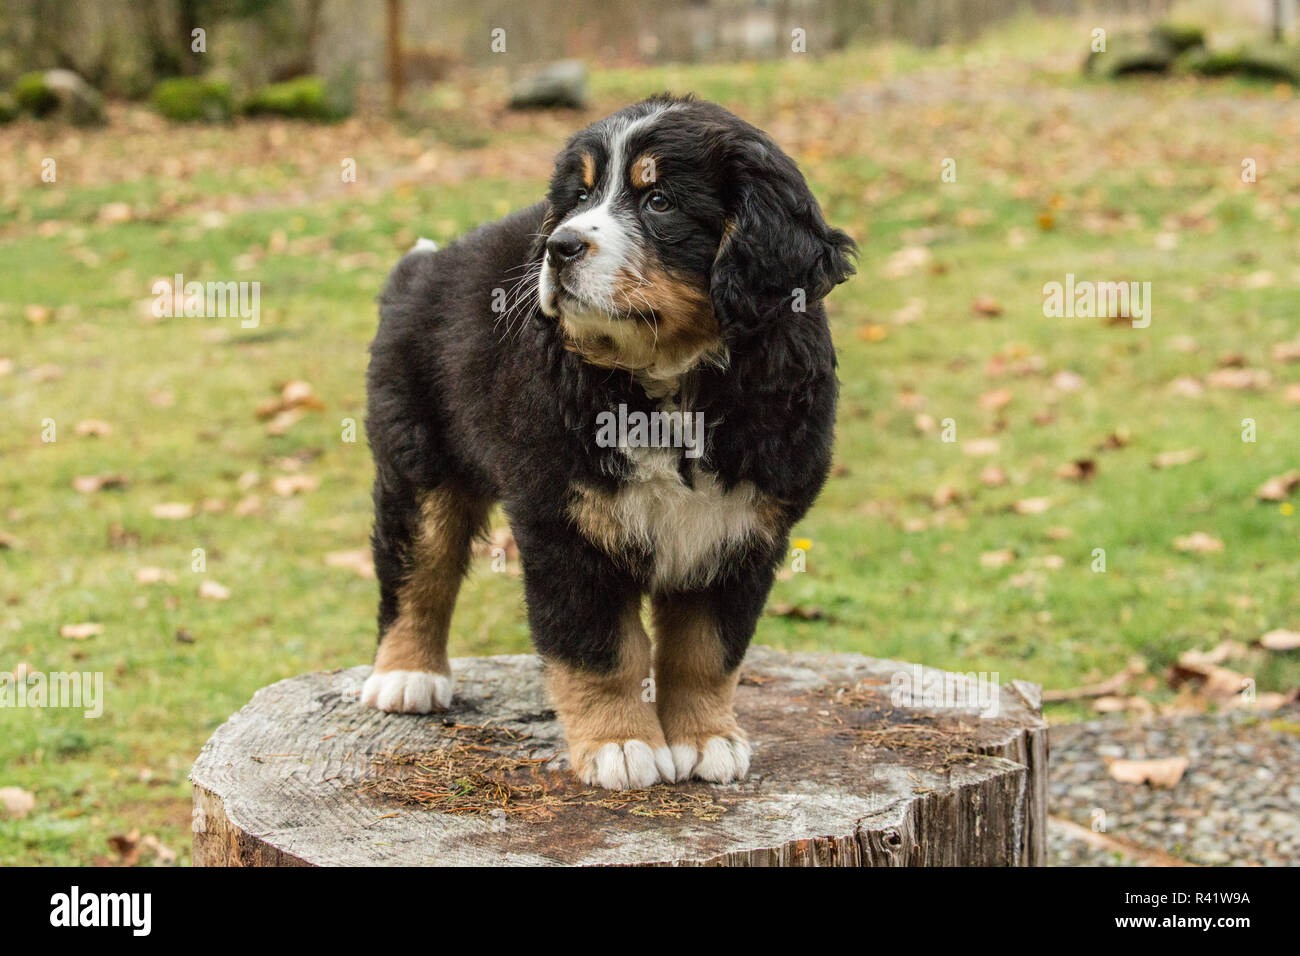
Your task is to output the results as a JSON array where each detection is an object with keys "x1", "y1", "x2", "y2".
[
  {"x1": 43, "y1": 69, "x2": 106, "y2": 126},
  {"x1": 509, "y1": 60, "x2": 587, "y2": 110}
]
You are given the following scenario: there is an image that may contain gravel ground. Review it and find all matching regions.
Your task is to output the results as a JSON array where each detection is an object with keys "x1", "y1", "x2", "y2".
[{"x1": 1047, "y1": 705, "x2": 1300, "y2": 866}]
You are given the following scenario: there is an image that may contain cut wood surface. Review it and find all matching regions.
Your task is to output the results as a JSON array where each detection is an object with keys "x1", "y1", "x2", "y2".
[{"x1": 191, "y1": 646, "x2": 1048, "y2": 866}]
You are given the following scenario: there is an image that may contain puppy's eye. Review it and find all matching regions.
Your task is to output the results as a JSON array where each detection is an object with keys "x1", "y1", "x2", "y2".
[
  {"x1": 576, "y1": 188, "x2": 590, "y2": 203},
  {"x1": 645, "y1": 191, "x2": 672, "y2": 213}
]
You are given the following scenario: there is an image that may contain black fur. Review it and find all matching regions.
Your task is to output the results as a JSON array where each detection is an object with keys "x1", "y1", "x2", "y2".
[{"x1": 366, "y1": 95, "x2": 855, "y2": 675}]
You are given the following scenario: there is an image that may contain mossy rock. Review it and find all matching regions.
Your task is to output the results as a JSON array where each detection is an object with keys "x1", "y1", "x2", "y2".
[
  {"x1": 13, "y1": 71, "x2": 59, "y2": 117},
  {"x1": 151, "y1": 77, "x2": 233, "y2": 122},
  {"x1": 13, "y1": 69, "x2": 105, "y2": 125},
  {"x1": 1084, "y1": 33, "x2": 1173, "y2": 78},
  {"x1": 1186, "y1": 46, "x2": 1300, "y2": 85},
  {"x1": 0, "y1": 92, "x2": 17, "y2": 124},
  {"x1": 242, "y1": 76, "x2": 351, "y2": 121},
  {"x1": 1150, "y1": 22, "x2": 1206, "y2": 57}
]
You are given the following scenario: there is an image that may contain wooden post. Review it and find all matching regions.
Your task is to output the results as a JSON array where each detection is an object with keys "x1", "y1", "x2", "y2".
[
  {"x1": 386, "y1": 0, "x2": 404, "y2": 114},
  {"x1": 191, "y1": 647, "x2": 1048, "y2": 866}
]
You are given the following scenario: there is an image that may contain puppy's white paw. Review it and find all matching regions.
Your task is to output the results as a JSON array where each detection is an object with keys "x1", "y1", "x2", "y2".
[
  {"x1": 577, "y1": 740, "x2": 675, "y2": 790},
  {"x1": 670, "y1": 734, "x2": 751, "y2": 783},
  {"x1": 361, "y1": 669, "x2": 452, "y2": 714}
]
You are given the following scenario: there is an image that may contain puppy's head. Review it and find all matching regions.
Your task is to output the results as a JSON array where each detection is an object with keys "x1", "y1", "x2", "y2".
[{"x1": 535, "y1": 96, "x2": 855, "y2": 384}]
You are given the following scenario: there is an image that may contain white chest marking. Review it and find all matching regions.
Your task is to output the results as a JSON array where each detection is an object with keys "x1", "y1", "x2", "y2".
[{"x1": 575, "y1": 447, "x2": 772, "y2": 591}]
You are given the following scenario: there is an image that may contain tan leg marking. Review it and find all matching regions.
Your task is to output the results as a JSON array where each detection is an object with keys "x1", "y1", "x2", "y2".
[
  {"x1": 362, "y1": 485, "x2": 488, "y2": 714},
  {"x1": 545, "y1": 606, "x2": 674, "y2": 789},
  {"x1": 651, "y1": 597, "x2": 750, "y2": 783}
]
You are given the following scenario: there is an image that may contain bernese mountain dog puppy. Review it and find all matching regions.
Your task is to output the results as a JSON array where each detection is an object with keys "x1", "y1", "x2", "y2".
[{"x1": 362, "y1": 94, "x2": 855, "y2": 789}]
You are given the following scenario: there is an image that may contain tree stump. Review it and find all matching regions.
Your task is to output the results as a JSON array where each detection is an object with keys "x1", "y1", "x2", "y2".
[{"x1": 191, "y1": 647, "x2": 1047, "y2": 866}]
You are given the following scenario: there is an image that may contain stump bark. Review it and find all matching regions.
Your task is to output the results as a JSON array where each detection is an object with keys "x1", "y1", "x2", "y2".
[{"x1": 191, "y1": 646, "x2": 1048, "y2": 866}]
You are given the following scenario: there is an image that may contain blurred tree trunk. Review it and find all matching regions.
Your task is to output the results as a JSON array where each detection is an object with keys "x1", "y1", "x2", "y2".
[
  {"x1": 28, "y1": 0, "x2": 114, "y2": 86},
  {"x1": 133, "y1": 0, "x2": 183, "y2": 81},
  {"x1": 176, "y1": 0, "x2": 205, "y2": 75},
  {"x1": 301, "y1": 0, "x2": 324, "y2": 73},
  {"x1": 386, "y1": 0, "x2": 404, "y2": 113}
]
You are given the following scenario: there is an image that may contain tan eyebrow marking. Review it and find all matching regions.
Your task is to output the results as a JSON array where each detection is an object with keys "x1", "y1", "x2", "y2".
[
  {"x1": 580, "y1": 152, "x2": 596, "y2": 188},
  {"x1": 629, "y1": 153, "x2": 659, "y2": 188}
]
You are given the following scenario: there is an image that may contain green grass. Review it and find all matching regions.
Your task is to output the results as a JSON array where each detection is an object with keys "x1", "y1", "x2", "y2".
[{"x1": 2, "y1": 13, "x2": 1299, "y2": 864}]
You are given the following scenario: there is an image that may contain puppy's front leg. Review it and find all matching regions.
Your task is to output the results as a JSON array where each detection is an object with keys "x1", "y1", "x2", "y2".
[
  {"x1": 517, "y1": 526, "x2": 673, "y2": 789},
  {"x1": 544, "y1": 608, "x2": 677, "y2": 789},
  {"x1": 651, "y1": 588, "x2": 761, "y2": 784}
]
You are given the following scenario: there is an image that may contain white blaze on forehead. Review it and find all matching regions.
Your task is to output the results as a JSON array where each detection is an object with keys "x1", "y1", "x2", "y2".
[{"x1": 539, "y1": 105, "x2": 675, "y2": 320}]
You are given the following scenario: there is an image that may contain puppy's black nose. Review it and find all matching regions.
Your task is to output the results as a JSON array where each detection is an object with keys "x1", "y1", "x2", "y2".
[{"x1": 546, "y1": 229, "x2": 589, "y2": 266}]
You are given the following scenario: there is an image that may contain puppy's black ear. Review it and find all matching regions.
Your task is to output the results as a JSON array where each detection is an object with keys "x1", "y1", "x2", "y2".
[{"x1": 710, "y1": 132, "x2": 856, "y2": 338}]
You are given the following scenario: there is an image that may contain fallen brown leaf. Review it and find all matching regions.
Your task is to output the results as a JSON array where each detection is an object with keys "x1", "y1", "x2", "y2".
[
  {"x1": 882, "y1": 246, "x2": 931, "y2": 279},
  {"x1": 1259, "y1": 629, "x2": 1300, "y2": 652},
  {"x1": 151, "y1": 502, "x2": 195, "y2": 520},
  {"x1": 1207, "y1": 367, "x2": 1271, "y2": 390},
  {"x1": 140, "y1": 833, "x2": 176, "y2": 865},
  {"x1": 892, "y1": 298, "x2": 925, "y2": 324},
  {"x1": 198, "y1": 580, "x2": 231, "y2": 601},
  {"x1": 1092, "y1": 695, "x2": 1155, "y2": 717},
  {"x1": 135, "y1": 567, "x2": 177, "y2": 585},
  {"x1": 978, "y1": 388, "x2": 1013, "y2": 410},
  {"x1": 1173, "y1": 531, "x2": 1223, "y2": 554},
  {"x1": 1055, "y1": 459, "x2": 1097, "y2": 481},
  {"x1": 73, "y1": 474, "x2": 128, "y2": 494},
  {"x1": 1271, "y1": 341, "x2": 1300, "y2": 363},
  {"x1": 1152, "y1": 448, "x2": 1204, "y2": 469},
  {"x1": 1217, "y1": 352, "x2": 1246, "y2": 369},
  {"x1": 1050, "y1": 370, "x2": 1085, "y2": 392},
  {"x1": 271, "y1": 474, "x2": 320, "y2": 497},
  {"x1": 108, "y1": 829, "x2": 141, "y2": 865},
  {"x1": 1178, "y1": 641, "x2": 1248, "y2": 668},
  {"x1": 60, "y1": 622, "x2": 103, "y2": 640},
  {"x1": 324, "y1": 549, "x2": 375, "y2": 578},
  {"x1": 0, "y1": 787, "x2": 35, "y2": 819},
  {"x1": 97, "y1": 202, "x2": 133, "y2": 225},
  {"x1": 931, "y1": 484, "x2": 961, "y2": 508},
  {"x1": 1167, "y1": 376, "x2": 1205, "y2": 397},
  {"x1": 963, "y1": 438, "x2": 1000, "y2": 456},
  {"x1": 766, "y1": 603, "x2": 829, "y2": 621},
  {"x1": 1256, "y1": 470, "x2": 1300, "y2": 501},
  {"x1": 1094, "y1": 430, "x2": 1131, "y2": 451},
  {"x1": 1168, "y1": 661, "x2": 1251, "y2": 699},
  {"x1": 256, "y1": 380, "x2": 326, "y2": 431},
  {"x1": 1108, "y1": 757, "x2": 1188, "y2": 789},
  {"x1": 265, "y1": 408, "x2": 304, "y2": 435},
  {"x1": 74, "y1": 419, "x2": 112, "y2": 438},
  {"x1": 1043, "y1": 659, "x2": 1147, "y2": 702}
]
